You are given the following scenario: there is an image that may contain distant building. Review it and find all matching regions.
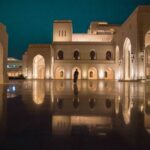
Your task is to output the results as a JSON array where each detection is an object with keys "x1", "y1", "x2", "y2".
[
  {"x1": 23, "y1": 6, "x2": 150, "y2": 80},
  {"x1": 7, "y1": 57, "x2": 22, "y2": 78},
  {"x1": 0, "y1": 23, "x2": 8, "y2": 83}
]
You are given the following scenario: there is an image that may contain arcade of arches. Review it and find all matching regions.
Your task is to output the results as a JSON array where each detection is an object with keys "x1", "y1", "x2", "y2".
[{"x1": 22, "y1": 6, "x2": 150, "y2": 81}]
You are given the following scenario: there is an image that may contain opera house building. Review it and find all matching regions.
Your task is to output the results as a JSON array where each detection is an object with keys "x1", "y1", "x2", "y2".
[{"x1": 21, "y1": 6, "x2": 150, "y2": 80}]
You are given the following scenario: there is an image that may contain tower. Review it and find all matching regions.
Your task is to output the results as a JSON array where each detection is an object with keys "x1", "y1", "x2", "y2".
[{"x1": 53, "y1": 20, "x2": 72, "y2": 42}]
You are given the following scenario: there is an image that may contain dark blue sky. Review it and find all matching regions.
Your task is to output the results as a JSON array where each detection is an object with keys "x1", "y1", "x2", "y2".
[{"x1": 0, "y1": 0, "x2": 150, "y2": 59}]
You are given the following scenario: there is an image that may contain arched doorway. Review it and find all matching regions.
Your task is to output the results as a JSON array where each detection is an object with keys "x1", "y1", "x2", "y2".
[
  {"x1": 123, "y1": 38, "x2": 132, "y2": 80},
  {"x1": 55, "y1": 67, "x2": 65, "y2": 79},
  {"x1": 33, "y1": 55, "x2": 45, "y2": 79},
  {"x1": 72, "y1": 67, "x2": 81, "y2": 79},
  {"x1": 0, "y1": 43, "x2": 3, "y2": 82},
  {"x1": 145, "y1": 46, "x2": 150, "y2": 78},
  {"x1": 88, "y1": 67, "x2": 98, "y2": 79},
  {"x1": 104, "y1": 68, "x2": 114, "y2": 79}
]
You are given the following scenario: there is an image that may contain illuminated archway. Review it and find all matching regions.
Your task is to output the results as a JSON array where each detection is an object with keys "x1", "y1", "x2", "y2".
[
  {"x1": 123, "y1": 38, "x2": 132, "y2": 80},
  {"x1": 33, "y1": 55, "x2": 45, "y2": 79},
  {"x1": 55, "y1": 67, "x2": 65, "y2": 79},
  {"x1": 145, "y1": 46, "x2": 150, "y2": 78},
  {"x1": 104, "y1": 68, "x2": 114, "y2": 79},
  {"x1": 145, "y1": 31, "x2": 150, "y2": 79},
  {"x1": 32, "y1": 80, "x2": 45, "y2": 105},
  {"x1": 88, "y1": 67, "x2": 97, "y2": 79},
  {"x1": 72, "y1": 67, "x2": 81, "y2": 79}
]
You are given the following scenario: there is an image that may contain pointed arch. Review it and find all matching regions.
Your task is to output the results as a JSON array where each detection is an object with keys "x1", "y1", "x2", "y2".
[
  {"x1": 104, "y1": 68, "x2": 114, "y2": 79},
  {"x1": 33, "y1": 55, "x2": 45, "y2": 79},
  {"x1": 55, "y1": 67, "x2": 65, "y2": 79},
  {"x1": 72, "y1": 67, "x2": 81, "y2": 79},
  {"x1": 32, "y1": 80, "x2": 45, "y2": 105},
  {"x1": 88, "y1": 67, "x2": 98, "y2": 79}
]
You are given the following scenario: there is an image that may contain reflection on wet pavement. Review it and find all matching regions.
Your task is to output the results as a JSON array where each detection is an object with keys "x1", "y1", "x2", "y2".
[{"x1": 0, "y1": 80, "x2": 150, "y2": 150}]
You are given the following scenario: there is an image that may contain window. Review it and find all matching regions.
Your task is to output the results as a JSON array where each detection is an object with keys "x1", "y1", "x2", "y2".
[
  {"x1": 59, "y1": 30, "x2": 61, "y2": 36},
  {"x1": 104, "y1": 71, "x2": 108, "y2": 78},
  {"x1": 90, "y1": 51, "x2": 96, "y2": 60},
  {"x1": 90, "y1": 71, "x2": 93, "y2": 78},
  {"x1": 60, "y1": 71, "x2": 63, "y2": 78},
  {"x1": 64, "y1": 30, "x2": 66, "y2": 36},
  {"x1": 58, "y1": 50, "x2": 64, "y2": 60},
  {"x1": 74, "y1": 50, "x2": 80, "y2": 60},
  {"x1": 106, "y1": 51, "x2": 112, "y2": 60}
]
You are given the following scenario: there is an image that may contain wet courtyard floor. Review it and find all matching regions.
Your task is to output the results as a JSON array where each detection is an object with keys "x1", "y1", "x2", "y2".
[{"x1": 0, "y1": 80, "x2": 150, "y2": 150}]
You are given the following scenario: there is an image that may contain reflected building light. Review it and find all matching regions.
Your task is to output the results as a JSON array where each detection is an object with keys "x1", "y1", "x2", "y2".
[
  {"x1": 12, "y1": 86, "x2": 16, "y2": 92},
  {"x1": 32, "y1": 81, "x2": 45, "y2": 105},
  {"x1": 99, "y1": 81, "x2": 104, "y2": 90},
  {"x1": 7, "y1": 86, "x2": 17, "y2": 98},
  {"x1": 115, "y1": 96, "x2": 120, "y2": 115},
  {"x1": 50, "y1": 82, "x2": 54, "y2": 104},
  {"x1": 89, "y1": 98, "x2": 96, "y2": 109},
  {"x1": 73, "y1": 97, "x2": 80, "y2": 109}
]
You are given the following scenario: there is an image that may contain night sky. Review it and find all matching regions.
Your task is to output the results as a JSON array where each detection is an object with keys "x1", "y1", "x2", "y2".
[{"x1": 0, "y1": 0, "x2": 150, "y2": 59}]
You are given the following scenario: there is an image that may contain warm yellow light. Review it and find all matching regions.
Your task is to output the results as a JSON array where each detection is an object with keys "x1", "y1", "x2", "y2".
[
  {"x1": 66, "y1": 71, "x2": 70, "y2": 79},
  {"x1": 99, "y1": 70, "x2": 104, "y2": 79},
  {"x1": 82, "y1": 69, "x2": 87, "y2": 79}
]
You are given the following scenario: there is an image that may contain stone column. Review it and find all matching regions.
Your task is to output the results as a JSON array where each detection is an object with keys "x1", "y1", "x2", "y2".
[{"x1": 0, "y1": 24, "x2": 8, "y2": 84}]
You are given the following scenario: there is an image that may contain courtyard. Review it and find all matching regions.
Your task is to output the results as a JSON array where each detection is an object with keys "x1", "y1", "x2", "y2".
[{"x1": 0, "y1": 80, "x2": 150, "y2": 150}]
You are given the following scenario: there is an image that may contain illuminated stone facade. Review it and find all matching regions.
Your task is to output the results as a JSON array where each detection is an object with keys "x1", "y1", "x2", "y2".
[
  {"x1": 0, "y1": 24, "x2": 8, "y2": 83},
  {"x1": 23, "y1": 6, "x2": 150, "y2": 80},
  {"x1": 7, "y1": 57, "x2": 22, "y2": 78}
]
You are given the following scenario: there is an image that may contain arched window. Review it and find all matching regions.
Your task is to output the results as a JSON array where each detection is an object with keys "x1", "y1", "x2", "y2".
[
  {"x1": 58, "y1": 50, "x2": 64, "y2": 60},
  {"x1": 74, "y1": 50, "x2": 80, "y2": 60},
  {"x1": 60, "y1": 71, "x2": 63, "y2": 78},
  {"x1": 33, "y1": 55, "x2": 45, "y2": 79},
  {"x1": 90, "y1": 71, "x2": 93, "y2": 78},
  {"x1": 90, "y1": 51, "x2": 96, "y2": 60},
  {"x1": 106, "y1": 51, "x2": 112, "y2": 60},
  {"x1": 73, "y1": 97, "x2": 79, "y2": 109},
  {"x1": 89, "y1": 98, "x2": 96, "y2": 109},
  {"x1": 104, "y1": 71, "x2": 108, "y2": 78}
]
